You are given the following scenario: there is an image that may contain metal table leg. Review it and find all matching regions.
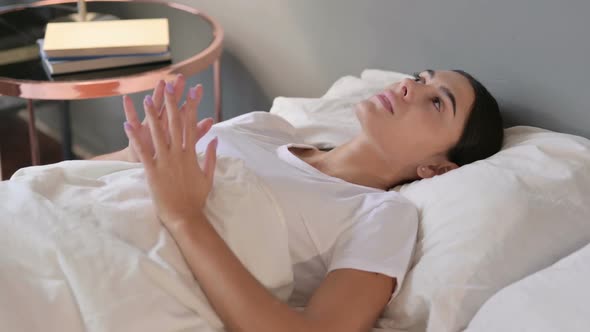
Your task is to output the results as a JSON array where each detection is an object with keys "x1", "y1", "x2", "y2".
[
  {"x1": 62, "y1": 100, "x2": 73, "y2": 160},
  {"x1": 213, "y1": 58, "x2": 222, "y2": 123},
  {"x1": 0, "y1": 148, "x2": 3, "y2": 180},
  {"x1": 27, "y1": 99, "x2": 40, "y2": 165}
]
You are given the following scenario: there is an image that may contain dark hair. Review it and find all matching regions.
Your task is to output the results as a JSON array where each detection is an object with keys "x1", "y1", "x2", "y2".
[{"x1": 447, "y1": 70, "x2": 504, "y2": 166}]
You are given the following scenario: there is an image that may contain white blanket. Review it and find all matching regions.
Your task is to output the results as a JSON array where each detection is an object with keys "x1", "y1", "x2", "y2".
[
  {"x1": 0, "y1": 158, "x2": 293, "y2": 332},
  {"x1": 465, "y1": 242, "x2": 590, "y2": 332}
]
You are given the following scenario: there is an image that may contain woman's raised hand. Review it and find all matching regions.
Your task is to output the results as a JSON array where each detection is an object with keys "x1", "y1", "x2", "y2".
[
  {"x1": 122, "y1": 75, "x2": 184, "y2": 162},
  {"x1": 123, "y1": 82, "x2": 218, "y2": 230}
]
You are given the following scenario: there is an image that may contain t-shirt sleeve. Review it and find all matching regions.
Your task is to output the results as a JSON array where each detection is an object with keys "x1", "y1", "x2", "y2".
[
  {"x1": 327, "y1": 199, "x2": 418, "y2": 304},
  {"x1": 196, "y1": 111, "x2": 301, "y2": 154}
]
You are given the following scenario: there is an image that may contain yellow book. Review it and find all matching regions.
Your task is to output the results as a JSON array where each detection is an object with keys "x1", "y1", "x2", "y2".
[
  {"x1": 0, "y1": 44, "x2": 40, "y2": 66},
  {"x1": 43, "y1": 18, "x2": 169, "y2": 57}
]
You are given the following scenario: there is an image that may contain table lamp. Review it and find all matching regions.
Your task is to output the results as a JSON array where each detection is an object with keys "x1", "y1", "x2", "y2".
[{"x1": 52, "y1": 0, "x2": 119, "y2": 22}]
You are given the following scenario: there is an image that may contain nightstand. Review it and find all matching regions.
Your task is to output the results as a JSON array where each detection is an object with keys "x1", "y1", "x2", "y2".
[{"x1": 0, "y1": 0, "x2": 223, "y2": 168}]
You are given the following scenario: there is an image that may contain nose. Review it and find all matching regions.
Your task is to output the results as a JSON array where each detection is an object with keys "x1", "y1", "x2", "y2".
[{"x1": 397, "y1": 78, "x2": 416, "y2": 101}]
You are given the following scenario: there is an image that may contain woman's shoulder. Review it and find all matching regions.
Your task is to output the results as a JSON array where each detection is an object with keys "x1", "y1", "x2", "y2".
[
  {"x1": 217, "y1": 112, "x2": 298, "y2": 137},
  {"x1": 358, "y1": 190, "x2": 419, "y2": 224},
  {"x1": 382, "y1": 190, "x2": 417, "y2": 210},
  {"x1": 199, "y1": 112, "x2": 303, "y2": 160},
  {"x1": 345, "y1": 186, "x2": 417, "y2": 210}
]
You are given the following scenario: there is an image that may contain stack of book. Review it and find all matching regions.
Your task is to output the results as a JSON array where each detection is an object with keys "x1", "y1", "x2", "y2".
[{"x1": 38, "y1": 18, "x2": 171, "y2": 75}]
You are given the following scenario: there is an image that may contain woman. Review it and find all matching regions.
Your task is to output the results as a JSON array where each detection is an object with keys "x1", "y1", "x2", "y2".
[{"x1": 95, "y1": 69, "x2": 503, "y2": 331}]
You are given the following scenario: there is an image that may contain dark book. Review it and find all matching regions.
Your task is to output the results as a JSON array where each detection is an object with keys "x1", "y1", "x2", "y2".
[{"x1": 0, "y1": 9, "x2": 47, "y2": 65}]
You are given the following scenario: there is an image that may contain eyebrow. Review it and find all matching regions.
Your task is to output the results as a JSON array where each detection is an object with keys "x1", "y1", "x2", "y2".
[{"x1": 424, "y1": 69, "x2": 457, "y2": 117}]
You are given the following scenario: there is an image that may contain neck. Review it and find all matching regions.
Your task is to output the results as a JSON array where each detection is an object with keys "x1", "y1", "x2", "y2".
[{"x1": 296, "y1": 136, "x2": 412, "y2": 190}]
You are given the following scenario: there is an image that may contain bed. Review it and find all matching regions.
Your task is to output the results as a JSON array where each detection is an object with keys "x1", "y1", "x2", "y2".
[
  {"x1": 1, "y1": 69, "x2": 589, "y2": 332},
  {"x1": 2, "y1": 1, "x2": 590, "y2": 330}
]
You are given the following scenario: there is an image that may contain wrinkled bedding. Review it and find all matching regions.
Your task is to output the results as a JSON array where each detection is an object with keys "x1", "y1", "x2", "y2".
[{"x1": 0, "y1": 158, "x2": 293, "y2": 332}]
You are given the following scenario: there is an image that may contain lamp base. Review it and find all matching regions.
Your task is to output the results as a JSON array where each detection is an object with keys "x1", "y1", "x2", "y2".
[{"x1": 51, "y1": 12, "x2": 120, "y2": 23}]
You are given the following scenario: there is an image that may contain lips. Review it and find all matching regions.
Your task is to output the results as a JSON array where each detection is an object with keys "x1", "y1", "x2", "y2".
[{"x1": 377, "y1": 93, "x2": 394, "y2": 114}]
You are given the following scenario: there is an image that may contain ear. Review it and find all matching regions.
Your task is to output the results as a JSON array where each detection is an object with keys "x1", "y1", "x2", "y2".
[{"x1": 416, "y1": 160, "x2": 459, "y2": 179}]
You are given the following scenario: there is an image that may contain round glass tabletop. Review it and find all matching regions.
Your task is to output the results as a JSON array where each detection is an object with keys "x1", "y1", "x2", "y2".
[{"x1": 0, "y1": 0, "x2": 223, "y2": 99}]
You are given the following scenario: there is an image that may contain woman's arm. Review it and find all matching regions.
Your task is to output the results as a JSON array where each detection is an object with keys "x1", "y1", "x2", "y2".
[
  {"x1": 170, "y1": 213, "x2": 395, "y2": 332},
  {"x1": 89, "y1": 148, "x2": 132, "y2": 161},
  {"x1": 169, "y1": 214, "x2": 312, "y2": 331}
]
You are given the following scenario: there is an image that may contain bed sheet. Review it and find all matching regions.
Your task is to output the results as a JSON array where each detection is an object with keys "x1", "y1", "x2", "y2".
[{"x1": 0, "y1": 159, "x2": 293, "y2": 332}]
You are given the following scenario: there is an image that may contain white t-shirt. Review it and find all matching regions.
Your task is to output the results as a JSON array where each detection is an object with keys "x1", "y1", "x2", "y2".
[{"x1": 196, "y1": 112, "x2": 418, "y2": 306}]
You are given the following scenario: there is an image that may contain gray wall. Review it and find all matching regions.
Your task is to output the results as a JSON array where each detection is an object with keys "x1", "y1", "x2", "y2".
[
  {"x1": 185, "y1": 0, "x2": 589, "y2": 136},
  {"x1": 37, "y1": 0, "x2": 590, "y2": 155}
]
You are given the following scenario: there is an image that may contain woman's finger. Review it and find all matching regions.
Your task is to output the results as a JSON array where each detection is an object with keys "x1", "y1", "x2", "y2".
[
  {"x1": 186, "y1": 85, "x2": 203, "y2": 146},
  {"x1": 160, "y1": 104, "x2": 170, "y2": 140},
  {"x1": 173, "y1": 73, "x2": 186, "y2": 101},
  {"x1": 122, "y1": 95, "x2": 140, "y2": 126},
  {"x1": 164, "y1": 82, "x2": 183, "y2": 148},
  {"x1": 203, "y1": 137, "x2": 218, "y2": 186},
  {"x1": 144, "y1": 95, "x2": 168, "y2": 155},
  {"x1": 124, "y1": 122, "x2": 154, "y2": 168},
  {"x1": 196, "y1": 117, "x2": 214, "y2": 142},
  {"x1": 159, "y1": 74, "x2": 185, "y2": 118},
  {"x1": 151, "y1": 80, "x2": 166, "y2": 117},
  {"x1": 177, "y1": 101, "x2": 188, "y2": 149}
]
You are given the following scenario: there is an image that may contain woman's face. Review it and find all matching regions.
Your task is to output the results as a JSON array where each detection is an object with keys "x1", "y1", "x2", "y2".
[{"x1": 355, "y1": 70, "x2": 475, "y2": 172}]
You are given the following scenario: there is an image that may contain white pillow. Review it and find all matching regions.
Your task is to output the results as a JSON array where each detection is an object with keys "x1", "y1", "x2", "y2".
[
  {"x1": 464, "y1": 242, "x2": 590, "y2": 332},
  {"x1": 270, "y1": 70, "x2": 590, "y2": 332},
  {"x1": 269, "y1": 70, "x2": 410, "y2": 148},
  {"x1": 377, "y1": 126, "x2": 590, "y2": 332}
]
